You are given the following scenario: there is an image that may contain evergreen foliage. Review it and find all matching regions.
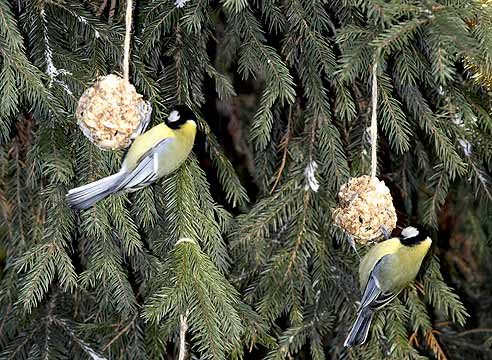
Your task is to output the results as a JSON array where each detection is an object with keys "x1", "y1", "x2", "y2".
[{"x1": 1, "y1": 0, "x2": 492, "y2": 359}]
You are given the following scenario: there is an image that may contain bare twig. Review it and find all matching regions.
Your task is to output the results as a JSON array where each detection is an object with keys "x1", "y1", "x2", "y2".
[
  {"x1": 456, "y1": 328, "x2": 492, "y2": 337},
  {"x1": 270, "y1": 106, "x2": 292, "y2": 194},
  {"x1": 108, "y1": 0, "x2": 116, "y2": 24},
  {"x1": 102, "y1": 314, "x2": 137, "y2": 352},
  {"x1": 178, "y1": 312, "x2": 189, "y2": 360},
  {"x1": 96, "y1": 0, "x2": 108, "y2": 17}
]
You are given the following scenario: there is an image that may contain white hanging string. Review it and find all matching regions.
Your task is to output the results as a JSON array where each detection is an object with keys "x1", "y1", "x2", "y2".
[
  {"x1": 370, "y1": 58, "x2": 379, "y2": 179},
  {"x1": 123, "y1": 0, "x2": 133, "y2": 82}
]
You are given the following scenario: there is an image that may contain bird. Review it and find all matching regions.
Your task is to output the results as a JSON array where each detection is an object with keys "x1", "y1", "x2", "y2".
[
  {"x1": 66, "y1": 105, "x2": 197, "y2": 210},
  {"x1": 343, "y1": 226, "x2": 432, "y2": 347}
]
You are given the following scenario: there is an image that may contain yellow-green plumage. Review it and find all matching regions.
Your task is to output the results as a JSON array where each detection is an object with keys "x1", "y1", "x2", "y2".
[
  {"x1": 359, "y1": 237, "x2": 432, "y2": 295},
  {"x1": 123, "y1": 121, "x2": 196, "y2": 173},
  {"x1": 344, "y1": 227, "x2": 432, "y2": 347}
]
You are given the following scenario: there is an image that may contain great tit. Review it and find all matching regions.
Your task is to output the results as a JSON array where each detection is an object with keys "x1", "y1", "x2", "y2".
[
  {"x1": 344, "y1": 226, "x2": 432, "y2": 347},
  {"x1": 67, "y1": 105, "x2": 197, "y2": 210}
]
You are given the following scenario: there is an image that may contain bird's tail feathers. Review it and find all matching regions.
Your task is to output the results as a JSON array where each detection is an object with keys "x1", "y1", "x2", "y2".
[
  {"x1": 66, "y1": 172, "x2": 126, "y2": 210},
  {"x1": 343, "y1": 307, "x2": 374, "y2": 348}
]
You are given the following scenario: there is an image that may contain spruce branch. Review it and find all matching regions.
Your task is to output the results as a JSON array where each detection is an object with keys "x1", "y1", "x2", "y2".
[
  {"x1": 144, "y1": 239, "x2": 244, "y2": 360},
  {"x1": 1, "y1": 0, "x2": 491, "y2": 358},
  {"x1": 423, "y1": 257, "x2": 469, "y2": 326},
  {"x1": 422, "y1": 163, "x2": 450, "y2": 228},
  {"x1": 270, "y1": 106, "x2": 292, "y2": 194},
  {"x1": 199, "y1": 119, "x2": 249, "y2": 207},
  {"x1": 378, "y1": 73, "x2": 411, "y2": 153},
  {"x1": 370, "y1": 18, "x2": 430, "y2": 55}
]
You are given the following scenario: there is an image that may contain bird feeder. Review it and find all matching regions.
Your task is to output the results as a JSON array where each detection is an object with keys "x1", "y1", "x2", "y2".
[
  {"x1": 76, "y1": 75, "x2": 150, "y2": 150},
  {"x1": 332, "y1": 175, "x2": 397, "y2": 245}
]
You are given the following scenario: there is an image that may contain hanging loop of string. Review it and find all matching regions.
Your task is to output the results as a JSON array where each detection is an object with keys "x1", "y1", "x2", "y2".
[
  {"x1": 370, "y1": 56, "x2": 379, "y2": 179},
  {"x1": 123, "y1": 0, "x2": 133, "y2": 82}
]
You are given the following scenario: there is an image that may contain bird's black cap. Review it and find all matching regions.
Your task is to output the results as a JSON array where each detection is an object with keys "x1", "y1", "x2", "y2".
[
  {"x1": 165, "y1": 105, "x2": 197, "y2": 129},
  {"x1": 399, "y1": 226, "x2": 429, "y2": 246}
]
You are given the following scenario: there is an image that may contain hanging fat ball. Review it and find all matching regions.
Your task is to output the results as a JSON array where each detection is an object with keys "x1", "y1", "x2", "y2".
[
  {"x1": 76, "y1": 74, "x2": 151, "y2": 150},
  {"x1": 344, "y1": 226, "x2": 432, "y2": 347},
  {"x1": 67, "y1": 105, "x2": 197, "y2": 210},
  {"x1": 332, "y1": 175, "x2": 397, "y2": 245}
]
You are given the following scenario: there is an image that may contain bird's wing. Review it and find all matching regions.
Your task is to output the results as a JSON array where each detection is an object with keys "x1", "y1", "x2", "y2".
[
  {"x1": 359, "y1": 255, "x2": 401, "y2": 311},
  {"x1": 116, "y1": 137, "x2": 174, "y2": 192}
]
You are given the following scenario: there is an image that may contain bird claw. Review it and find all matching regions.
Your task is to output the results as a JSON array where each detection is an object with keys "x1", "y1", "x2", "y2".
[
  {"x1": 344, "y1": 232, "x2": 361, "y2": 259},
  {"x1": 132, "y1": 101, "x2": 153, "y2": 139},
  {"x1": 380, "y1": 225, "x2": 391, "y2": 240}
]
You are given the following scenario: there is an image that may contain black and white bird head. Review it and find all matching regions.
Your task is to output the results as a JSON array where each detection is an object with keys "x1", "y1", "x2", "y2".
[
  {"x1": 165, "y1": 105, "x2": 197, "y2": 129},
  {"x1": 399, "y1": 226, "x2": 430, "y2": 246}
]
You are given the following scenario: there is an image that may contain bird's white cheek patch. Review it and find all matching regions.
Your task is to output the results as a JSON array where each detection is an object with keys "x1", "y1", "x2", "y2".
[
  {"x1": 168, "y1": 110, "x2": 180, "y2": 123},
  {"x1": 402, "y1": 226, "x2": 419, "y2": 238}
]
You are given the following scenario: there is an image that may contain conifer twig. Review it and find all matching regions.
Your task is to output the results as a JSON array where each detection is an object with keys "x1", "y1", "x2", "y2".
[
  {"x1": 408, "y1": 331, "x2": 419, "y2": 346},
  {"x1": 102, "y1": 314, "x2": 137, "y2": 351},
  {"x1": 0, "y1": 303, "x2": 11, "y2": 336},
  {"x1": 108, "y1": 0, "x2": 116, "y2": 24},
  {"x1": 425, "y1": 329, "x2": 448, "y2": 360},
  {"x1": 270, "y1": 106, "x2": 292, "y2": 194},
  {"x1": 96, "y1": 0, "x2": 108, "y2": 17},
  {"x1": 456, "y1": 328, "x2": 492, "y2": 337}
]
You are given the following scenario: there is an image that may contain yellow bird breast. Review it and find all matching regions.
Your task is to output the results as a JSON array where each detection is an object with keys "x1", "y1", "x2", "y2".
[
  {"x1": 122, "y1": 120, "x2": 197, "y2": 175},
  {"x1": 358, "y1": 237, "x2": 432, "y2": 293}
]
